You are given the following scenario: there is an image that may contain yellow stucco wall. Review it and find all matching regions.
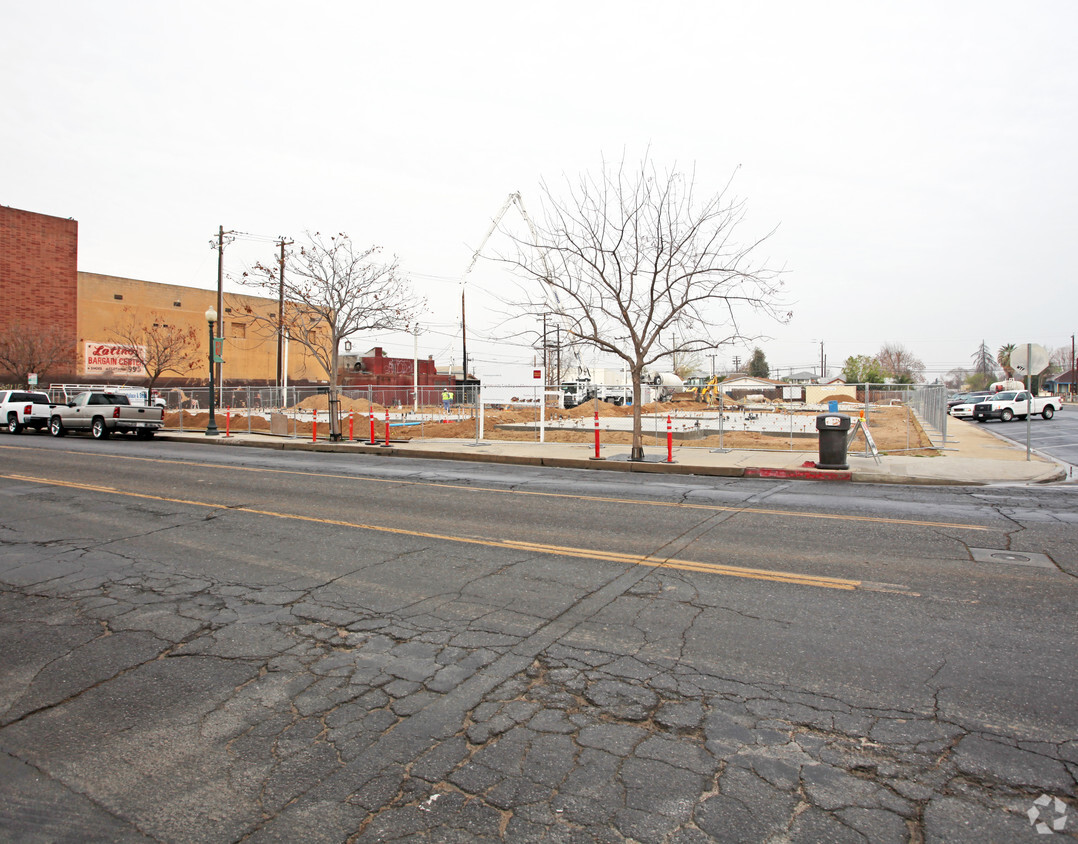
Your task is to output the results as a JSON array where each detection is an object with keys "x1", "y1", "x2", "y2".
[
  {"x1": 805, "y1": 384, "x2": 858, "y2": 404},
  {"x1": 77, "y1": 273, "x2": 328, "y2": 383}
]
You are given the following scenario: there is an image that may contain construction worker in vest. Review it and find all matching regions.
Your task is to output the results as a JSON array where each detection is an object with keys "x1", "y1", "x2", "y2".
[{"x1": 442, "y1": 389, "x2": 452, "y2": 415}]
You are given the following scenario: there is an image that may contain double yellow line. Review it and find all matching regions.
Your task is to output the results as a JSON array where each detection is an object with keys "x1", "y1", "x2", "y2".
[{"x1": 2, "y1": 473, "x2": 861, "y2": 591}]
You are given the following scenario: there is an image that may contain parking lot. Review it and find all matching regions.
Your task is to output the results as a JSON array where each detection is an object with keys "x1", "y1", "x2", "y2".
[{"x1": 970, "y1": 402, "x2": 1078, "y2": 470}]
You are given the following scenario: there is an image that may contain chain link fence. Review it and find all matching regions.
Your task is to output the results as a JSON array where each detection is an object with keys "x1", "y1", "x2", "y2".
[{"x1": 156, "y1": 382, "x2": 950, "y2": 454}]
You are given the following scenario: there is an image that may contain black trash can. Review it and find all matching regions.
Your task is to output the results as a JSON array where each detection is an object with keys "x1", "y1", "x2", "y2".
[{"x1": 816, "y1": 413, "x2": 851, "y2": 470}]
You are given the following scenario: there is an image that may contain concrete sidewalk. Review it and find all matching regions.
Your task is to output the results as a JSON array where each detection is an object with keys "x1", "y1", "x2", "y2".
[{"x1": 156, "y1": 416, "x2": 1068, "y2": 486}]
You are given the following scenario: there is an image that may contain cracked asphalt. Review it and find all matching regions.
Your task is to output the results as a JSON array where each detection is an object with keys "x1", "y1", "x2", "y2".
[{"x1": 0, "y1": 437, "x2": 1075, "y2": 842}]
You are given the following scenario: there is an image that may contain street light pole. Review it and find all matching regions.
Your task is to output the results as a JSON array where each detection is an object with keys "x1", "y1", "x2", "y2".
[{"x1": 205, "y1": 307, "x2": 219, "y2": 436}]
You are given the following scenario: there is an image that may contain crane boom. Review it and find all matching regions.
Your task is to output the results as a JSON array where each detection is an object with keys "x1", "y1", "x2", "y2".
[{"x1": 461, "y1": 192, "x2": 588, "y2": 381}]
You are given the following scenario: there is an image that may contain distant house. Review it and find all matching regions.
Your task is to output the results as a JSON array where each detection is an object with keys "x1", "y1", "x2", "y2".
[{"x1": 1044, "y1": 368, "x2": 1076, "y2": 395}]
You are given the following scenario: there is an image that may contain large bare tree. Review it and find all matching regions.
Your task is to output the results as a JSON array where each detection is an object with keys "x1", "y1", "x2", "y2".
[
  {"x1": 108, "y1": 309, "x2": 200, "y2": 391},
  {"x1": 877, "y1": 343, "x2": 925, "y2": 384},
  {"x1": 240, "y1": 232, "x2": 420, "y2": 440},
  {"x1": 501, "y1": 156, "x2": 788, "y2": 460},
  {"x1": 0, "y1": 321, "x2": 72, "y2": 388}
]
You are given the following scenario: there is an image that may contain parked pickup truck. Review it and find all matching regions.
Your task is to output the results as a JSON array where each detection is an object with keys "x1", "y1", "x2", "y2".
[
  {"x1": 48, "y1": 391, "x2": 164, "y2": 439},
  {"x1": 0, "y1": 389, "x2": 53, "y2": 433},
  {"x1": 971, "y1": 391, "x2": 1062, "y2": 422}
]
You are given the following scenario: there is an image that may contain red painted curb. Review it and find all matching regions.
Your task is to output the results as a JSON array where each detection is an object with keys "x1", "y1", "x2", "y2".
[{"x1": 745, "y1": 467, "x2": 851, "y2": 481}]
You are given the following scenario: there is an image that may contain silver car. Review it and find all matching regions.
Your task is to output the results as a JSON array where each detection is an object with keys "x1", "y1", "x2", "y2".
[{"x1": 949, "y1": 392, "x2": 993, "y2": 418}]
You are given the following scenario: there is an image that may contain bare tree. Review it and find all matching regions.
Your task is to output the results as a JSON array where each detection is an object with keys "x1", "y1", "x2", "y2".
[
  {"x1": 108, "y1": 309, "x2": 200, "y2": 391},
  {"x1": 1048, "y1": 344, "x2": 1072, "y2": 376},
  {"x1": 877, "y1": 343, "x2": 925, "y2": 383},
  {"x1": 944, "y1": 367, "x2": 970, "y2": 390},
  {"x1": 500, "y1": 155, "x2": 788, "y2": 460},
  {"x1": 672, "y1": 352, "x2": 703, "y2": 381},
  {"x1": 0, "y1": 320, "x2": 72, "y2": 388},
  {"x1": 240, "y1": 232, "x2": 420, "y2": 440}
]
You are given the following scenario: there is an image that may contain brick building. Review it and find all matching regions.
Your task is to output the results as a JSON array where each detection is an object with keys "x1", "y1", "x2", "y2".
[
  {"x1": 340, "y1": 346, "x2": 451, "y2": 388},
  {"x1": 1, "y1": 205, "x2": 462, "y2": 393},
  {"x1": 0, "y1": 205, "x2": 326, "y2": 387},
  {"x1": 0, "y1": 205, "x2": 80, "y2": 377}
]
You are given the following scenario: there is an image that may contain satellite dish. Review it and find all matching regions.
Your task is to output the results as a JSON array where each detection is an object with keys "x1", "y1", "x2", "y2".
[{"x1": 1010, "y1": 343, "x2": 1050, "y2": 377}]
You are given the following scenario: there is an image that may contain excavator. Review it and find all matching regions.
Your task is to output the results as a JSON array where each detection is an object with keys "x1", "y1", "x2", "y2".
[{"x1": 692, "y1": 375, "x2": 723, "y2": 406}]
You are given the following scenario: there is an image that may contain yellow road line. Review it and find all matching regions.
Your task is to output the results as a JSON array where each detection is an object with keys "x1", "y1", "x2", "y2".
[
  {"x1": 1, "y1": 472, "x2": 861, "y2": 591},
  {"x1": 0, "y1": 444, "x2": 993, "y2": 533}
]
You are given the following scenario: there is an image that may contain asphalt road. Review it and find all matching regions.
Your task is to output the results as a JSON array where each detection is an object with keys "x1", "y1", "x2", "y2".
[
  {"x1": 1, "y1": 435, "x2": 1076, "y2": 843},
  {"x1": 968, "y1": 408, "x2": 1078, "y2": 471}
]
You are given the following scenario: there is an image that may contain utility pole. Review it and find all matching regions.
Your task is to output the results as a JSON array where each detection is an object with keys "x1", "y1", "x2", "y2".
[
  {"x1": 708, "y1": 355, "x2": 716, "y2": 377},
  {"x1": 732, "y1": 355, "x2": 741, "y2": 372},
  {"x1": 275, "y1": 236, "x2": 293, "y2": 394},
  {"x1": 216, "y1": 226, "x2": 225, "y2": 404},
  {"x1": 542, "y1": 314, "x2": 548, "y2": 387},
  {"x1": 461, "y1": 289, "x2": 467, "y2": 390},
  {"x1": 556, "y1": 325, "x2": 561, "y2": 386},
  {"x1": 211, "y1": 226, "x2": 235, "y2": 406},
  {"x1": 820, "y1": 341, "x2": 825, "y2": 379}
]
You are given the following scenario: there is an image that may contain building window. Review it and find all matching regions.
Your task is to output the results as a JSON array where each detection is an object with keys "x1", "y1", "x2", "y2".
[
  {"x1": 231, "y1": 322, "x2": 246, "y2": 339},
  {"x1": 173, "y1": 301, "x2": 182, "y2": 307},
  {"x1": 114, "y1": 294, "x2": 123, "y2": 300}
]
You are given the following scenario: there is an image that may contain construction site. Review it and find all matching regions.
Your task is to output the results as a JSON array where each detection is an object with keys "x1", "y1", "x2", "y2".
[{"x1": 162, "y1": 388, "x2": 938, "y2": 456}]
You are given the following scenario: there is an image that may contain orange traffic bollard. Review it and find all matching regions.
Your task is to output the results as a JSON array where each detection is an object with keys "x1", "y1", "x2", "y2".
[
  {"x1": 384, "y1": 408, "x2": 390, "y2": 446},
  {"x1": 369, "y1": 408, "x2": 375, "y2": 445},
  {"x1": 666, "y1": 415, "x2": 673, "y2": 463},
  {"x1": 348, "y1": 411, "x2": 354, "y2": 441},
  {"x1": 225, "y1": 407, "x2": 231, "y2": 438},
  {"x1": 594, "y1": 411, "x2": 601, "y2": 459},
  {"x1": 312, "y1": 412, "x2": 317, "y2": 442}
]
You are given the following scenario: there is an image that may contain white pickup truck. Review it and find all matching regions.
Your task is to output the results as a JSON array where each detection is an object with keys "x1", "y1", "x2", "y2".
[
  {"x1": 48, "y1": 391, "x2": 165, "y2": 439},
  {"x1": 0, "y1": 389, "x2": 53, "y2": 433},
  {"x1": 971, "y1": 391, "x2": 1061, "y2": 422}
]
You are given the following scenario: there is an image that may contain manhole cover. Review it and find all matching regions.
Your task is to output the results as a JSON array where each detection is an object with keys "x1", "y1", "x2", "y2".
[{"x1": 969, "y1": 548, "x2": 1055, "y2": 569}]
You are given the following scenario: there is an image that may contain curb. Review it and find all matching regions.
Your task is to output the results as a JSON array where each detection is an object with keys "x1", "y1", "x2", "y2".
[
  {"x1": 745, "y1": 467, "x2": 851, "y2": 482},
  {"x1": 185, "y1": 436, "x2": 750, "y2": 478},
  {"x1": 154, "y1": 432, "x2": 1065, "y2": 486}
]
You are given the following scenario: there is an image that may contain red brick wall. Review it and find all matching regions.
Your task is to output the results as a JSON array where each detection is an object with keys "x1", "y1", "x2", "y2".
[{"x1": 0, "y1": 205, "x2": 79, "y2": 377}]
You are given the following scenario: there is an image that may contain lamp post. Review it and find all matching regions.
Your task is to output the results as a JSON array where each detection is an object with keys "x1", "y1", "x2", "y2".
[{"x1": 205, "y1": 307, "x2": 219, "y2": 436}]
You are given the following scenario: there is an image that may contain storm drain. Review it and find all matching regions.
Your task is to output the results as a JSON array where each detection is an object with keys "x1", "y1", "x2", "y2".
[{"x1": 970, "y1": 548, "x2": 1055, "y2": 569}]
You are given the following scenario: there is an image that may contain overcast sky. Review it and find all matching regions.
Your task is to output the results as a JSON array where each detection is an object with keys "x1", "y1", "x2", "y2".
[{"x1": 4, "y1": 1, "x2": 1076, "y2": 383}]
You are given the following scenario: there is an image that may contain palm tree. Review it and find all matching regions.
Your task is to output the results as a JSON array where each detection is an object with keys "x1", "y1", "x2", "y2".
[{"x1": 997, "y1": 343, "x2": 1016, "y2": 378}]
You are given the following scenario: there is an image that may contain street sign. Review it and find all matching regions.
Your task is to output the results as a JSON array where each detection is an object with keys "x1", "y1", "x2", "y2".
[
  {"x1": 27, "y1": 373, "x2": 37, "y2": 386},
  {"x1": 1010, "y1": 343, "x2": 1050, "y2": 464},
  {"x1": 1010, "y1": 343, "x2": 1049, "y2": 377},
  {"x1": 533, "y1": 369, "x2": 542, "y2": 380}
]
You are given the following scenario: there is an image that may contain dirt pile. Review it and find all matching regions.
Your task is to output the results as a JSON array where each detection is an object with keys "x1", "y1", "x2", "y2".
[{"x1": 294, "y1": 394, "x2": 386, "y2": 414}]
